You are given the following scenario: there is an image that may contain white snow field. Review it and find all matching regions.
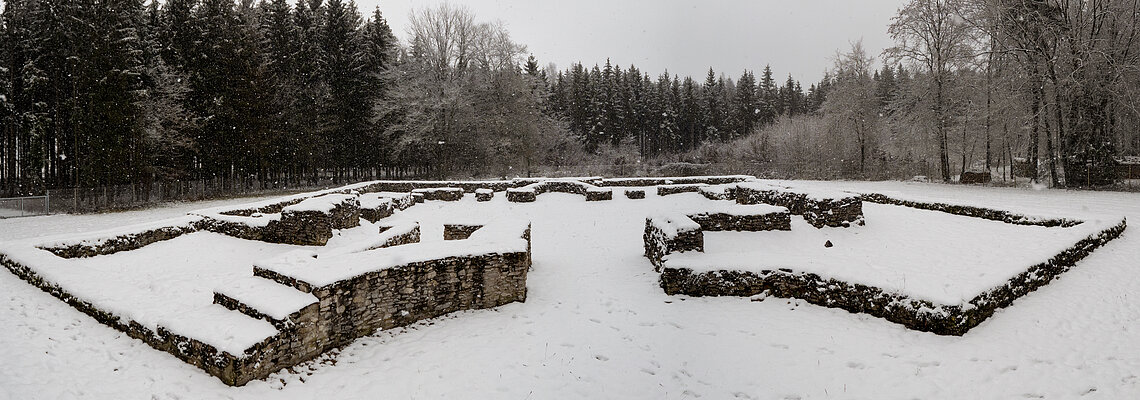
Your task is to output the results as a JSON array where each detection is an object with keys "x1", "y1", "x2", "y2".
[
  {"x1": 674, "y1": 202, "x2": 1115, "y2": 305},
  {"x1": 1, "y1": 181, "x2": 1138, "y2": 399}
]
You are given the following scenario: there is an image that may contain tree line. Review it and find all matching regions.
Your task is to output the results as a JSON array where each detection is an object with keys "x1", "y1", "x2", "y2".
[
  {"x1": 1, "y1": 0, "x2": 397, "y2": 196},
  {"x1": 544, "y1": 61, "x2": 823, "y2": 158},
  {"x1": 4, "y1": 0, "x2": 1139, "y2": 197}
]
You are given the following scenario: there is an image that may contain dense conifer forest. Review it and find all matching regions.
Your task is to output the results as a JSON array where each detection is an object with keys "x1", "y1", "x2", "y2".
[{"x1": 3, "y1": 0, "x2": 1139, "y2": 196}]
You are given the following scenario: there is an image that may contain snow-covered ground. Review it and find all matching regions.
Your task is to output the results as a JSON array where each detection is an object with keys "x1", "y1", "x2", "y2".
[
  {"x1": 2, "y1": 182, "x2": 1139, "y2": 399},
  {"x1": 675, "y1": 203, "x2": 1114, "y2": 305}
]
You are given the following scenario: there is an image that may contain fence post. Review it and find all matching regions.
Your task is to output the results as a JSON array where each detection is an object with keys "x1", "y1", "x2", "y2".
[{"x1": 45, "y1": 192, "x2": 50, "y2": 215}]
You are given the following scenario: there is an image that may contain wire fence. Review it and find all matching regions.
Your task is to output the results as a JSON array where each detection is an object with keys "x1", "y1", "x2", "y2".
[
  {"x1": 0, "y1": 195, "x2": 49, "y2": 219},
  {"x1": 3, "y1": 161, "x2": 1137, "y2": 216}
]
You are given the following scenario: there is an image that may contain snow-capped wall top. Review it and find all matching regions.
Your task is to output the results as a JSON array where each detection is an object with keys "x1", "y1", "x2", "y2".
[
  {"x1": 647, "y1": 213, "x2": 702, "y2": 238},
  {"x1": 737, "y1": 181, "x2": 857, "y2": 202},
  {"x1": 281, "y1": 194, "x2": 358, "y2": 214},
  {"x1": 411, "y1": 187, "x2": 464, "y2": 194},
  {"x1": 686, "y1": 203, "x2": 788, "y2": 217},
  {"x1": 256, "y1": 218, "x2": 530, "y2": 288}
]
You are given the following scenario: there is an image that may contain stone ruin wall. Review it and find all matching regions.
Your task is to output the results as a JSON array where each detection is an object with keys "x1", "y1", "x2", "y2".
[
  {"x1": 734, "y1": 186, "x2": 864, "y2": 228},
  {"x1": 413, "y1": 188, "x2": 464, "y2": 201},
  {"x1": 643, "y1": 218, "x2": 704, "y2": 270},
  {"x1": 656, "y1": 184, "x2": 707, "y2": 196},
  {"x1": 39, "y1": 224, "x2": 201, "y2": 259},
  {"x1": 688, "y1": 211, "x2": 792, "y2": 232},
  {"x1": 237, "y1": 226, "x2": 532, "y2": 385},
  {"x1": 653, "y1": 197, "x2": 1128, "y2": 336},
  {"x1": 443, "y1": 224, "x2": 483, "y2": 240},
  {"x1": 3, "y1": 218, "x2": 533, "y2": 387}
]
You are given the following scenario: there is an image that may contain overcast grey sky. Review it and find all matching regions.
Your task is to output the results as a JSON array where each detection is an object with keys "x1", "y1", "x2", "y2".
[{"x1": 354, "y1": 0, "x2": 906, "y2": 83}]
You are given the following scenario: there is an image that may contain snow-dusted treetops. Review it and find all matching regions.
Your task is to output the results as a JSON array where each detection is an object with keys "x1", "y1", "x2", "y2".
[{"x1": 3, "y1": 0, "x2": 1139, "y2": 199}]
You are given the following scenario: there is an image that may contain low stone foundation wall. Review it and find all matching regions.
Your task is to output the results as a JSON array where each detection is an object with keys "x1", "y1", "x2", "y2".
[
  {"x1": 506, "y1": 180, "x2": 613, "y2": 202},
  {"x1": 657, "y1": 184, "x2": 707, "y2": 196},
  {"x1": 231, "y1": 249, "x2": 531, "y2": 385},
  {"x1": 237, "y1": 225, "x2": 533, "y2": 385},
  {"x1": 688, "y1": 211, "x2": 791, "y2": 232},
  {"x1": 443, "y1": 224, "x2": 483, "y2": 240},
  {"x1": 273, "y1": 210, "x2": 338, "y2": 245},
  {"x1": 860, "y1": 193, "x2": 1081, "y2": 227},
  {"x1": 660, "y1": 266, "x2": 963, "y2": 333},
  {"x1": 586, "y1": 188, "x2": 613, "y2": 201},
  {"x1": 201, "y1": 195, "x2": 361, "y2": 246},
  {"x1": 360, "y1": 203, "x2": 394, "y2": 223},
  {"x1": 413, "y1": 188, "x2": 465, "y2": 201},
  {"x1": 373, "y1": 224, "x2": 421, "y2": 250},
  {"x1": 655, "y1": 196, "x2": 1127, "y2": 336},
  {"x1": 0, "y1": 253, "x2": 270, "y2": 386},
  {"x1": 475, "y1": 189, "x2": 493, "y2": 202},
  {"x1": 643, "y1": 214, "x2": 704, "y2": 270},
  {"x1": 361, "y1": 180, "x2": 522, "y2": 193},
  {"x1": 735, "y1": 185, "x2": 864, "y2": 228},
  {"x1": 40, "y1": 222, "x2": 200, "y2": 258},
  {"x1": 506, "y1": 188, "x2": 536, "y2": 203},
  {"x1": 219, "y1": 198, "x2": 306, "y2": 217},
  {"x1": 596, "y1": 176, "x2": 752, "y2": 187},
  {"x1": 699, "y1": 185, "x2": 737, "y2": 201},
  {"x1": 266, "y1": 198, "x2": 361, "y2": 245},
  {"x1": 535, "y1": 181, "x2": 589, "y2": 195},
  {"x1": 625, "y1": 189, "x2": 645, "y2": 199}
]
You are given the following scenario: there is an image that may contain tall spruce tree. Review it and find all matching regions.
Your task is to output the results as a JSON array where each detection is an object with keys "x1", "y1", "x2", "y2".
[{"x1": 734, "y1": 69, "x2": 757, "y2": 139}]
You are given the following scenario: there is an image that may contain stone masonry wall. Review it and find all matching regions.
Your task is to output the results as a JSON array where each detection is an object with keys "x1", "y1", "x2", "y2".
[
  {"x1": 372, "y1": 225, "x2": 422, "y2": 250},
  {"x1": 360, "y1": 203, "x2": 394, "y2": 223},
  {"x1": 40, "y1": 224, "x2": 200, "y2": 258},
  {"x1": 413, "y1": 188, "x2": 465, "y2": 201},
  {"x1": 202, "y1": 197, "x2": 361, "y2": 246},
  {"x1": 687, "y1": 211, "x2": 791, "y2": 232},
  {"x1": 643, "y1": 216, "x2": 704, "y2": 270},
  {"x1": 0, "y1": 253, "x2": 263, "y2": 386},
  {"x1": 735, "y1": 186, "x2": 864, "y2": 228},
  {"x1": 443, "y1": 224, "x2": 483, "y2": 240},
  {"x1": 586, "y1": 189, "x2": 613, "y2": 201},
  {"x1": 656, "y1": 184, "x2": 707, "y2": 196},
  {"x1": 595, "y1": 176, "x2": 751, "y2": 187},
  {"x1": 506, "y1": 189, "x2": 536, "y2": 203},
  {"x1": 240, "y1": 227, "x2": 533, "y2": 385},
  {"x1": 860, "y1": 193, "x2": 1081, "y2": 227},
  {"x1": 656, "y1": 198, "x2": 1127, "y2": 336}
]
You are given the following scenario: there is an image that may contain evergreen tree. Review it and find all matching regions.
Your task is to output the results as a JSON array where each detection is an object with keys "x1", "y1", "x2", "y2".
[
  {"x1": 734, "y1": 69, "x2": 757, "y2": 138},
  {"x1": 0, "y1": 7, "x2": 11, "y2": 193},
  {"x1": 139, "y1": 0, "x2": 198, "y2": 180},
  {"x1": 781, "y1": 74, "x2": 801, "y2": 116},
  {"x1": 678, "y1": 77, "x2": 702, "y2": 151},
  {"x1": 322, "y1": 0, "x2": 366, "y2": 174},
  {"x1": 875, "y1": 63, "x2": 897, "y2": 110},
  {"x1": 702, "y1": 68, "x2": 723, "y2": 142},
  {"x1": 523, "y1": 54, "x2": 540, "y2": 76},
  {"x1": 292, "y1": 0, "x2": 329, "y2": 175},
  {"x1": 357, "y1": 6, "x2": 397, "y2": 168}
]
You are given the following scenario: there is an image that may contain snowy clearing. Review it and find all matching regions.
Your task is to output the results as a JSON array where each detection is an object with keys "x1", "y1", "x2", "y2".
[
  {"x1": 1, "y1": 181, "x2": 1139, "y2": 399},
  {"x1": 672, "y1": 202, "x2": 1116, "y2": 305}
]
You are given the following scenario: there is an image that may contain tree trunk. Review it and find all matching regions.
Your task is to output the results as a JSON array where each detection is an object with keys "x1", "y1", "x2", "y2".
[
  {"x1": 1028, "y1": 73, "x2": 1041, "y2": 184},
  {"x1": 1043, "y1": 98, "x2": 1059, "y2": 187},
  {"x1": 936, "y1": 75, "x2": 950, "y2": 182}
]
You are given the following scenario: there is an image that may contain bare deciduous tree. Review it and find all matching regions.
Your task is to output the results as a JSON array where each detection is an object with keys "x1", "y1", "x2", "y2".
[{"x1": 886, "y1": 0, "x2": 978, "y2": 182}]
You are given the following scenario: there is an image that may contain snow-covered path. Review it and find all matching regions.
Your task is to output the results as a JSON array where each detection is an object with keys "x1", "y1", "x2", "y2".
[{"x1": 2, "y1": 182, "x2": 1139, "y2": 399}]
